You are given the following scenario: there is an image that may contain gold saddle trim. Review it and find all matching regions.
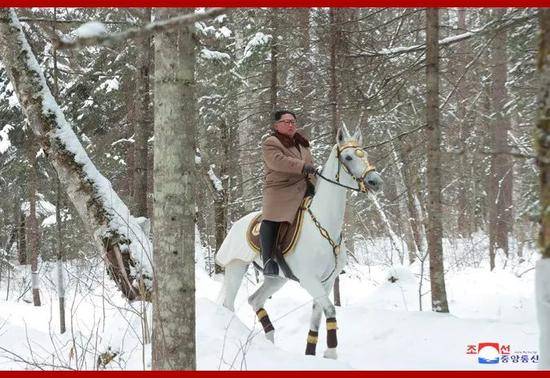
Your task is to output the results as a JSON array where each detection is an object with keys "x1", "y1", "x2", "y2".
[{"x1": 246, "y1": 196, "x2": 312, "y2": 257}]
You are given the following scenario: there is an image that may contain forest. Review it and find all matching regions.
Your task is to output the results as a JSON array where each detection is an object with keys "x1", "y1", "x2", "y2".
[{"x1": 0, "y1": 7, "x2": 549, "y2": 370}]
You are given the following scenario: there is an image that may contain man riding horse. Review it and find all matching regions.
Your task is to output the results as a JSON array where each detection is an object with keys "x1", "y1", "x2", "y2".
[
  {"x1": 260, "y1": 110, "x2": 317, "y2": 276},
  {"x1": 217, "y1": 117, "x2": 383, "y2": 358}
]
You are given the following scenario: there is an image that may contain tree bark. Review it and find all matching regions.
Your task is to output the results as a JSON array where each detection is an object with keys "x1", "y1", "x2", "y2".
[
  {"x1": 329, "y1": 7, "x2": 344, "y2": 306},
  {"x1": 133, "y1": 8, "x2": 153, "y2": 217},
  {"x1": 214, "y1": 120, "x2": 230, "y2": 274},
  {"x1": 329, "y1": 8, "x2": 341, "y2": 134},
  {"x1": 536, "y1": 8, "x2": 550, "y2": 369},
  {"x1": 16, "y1": 194, "x2": 26, "y2": 265},
  {"x1": 488, "y1": 8, "x2": 514, "y2": 270},
  {"x1": 56, "y1": 174, "x2": 66, "y2": 332},
  {"x1": 297, "y1": 8, "x2": 312, "y2": 130},
  {"x1": 151, "y1": 8, "x2": 196, "y2": 370},
  {"x1": 26, "y1": 136, "x2": 41, "y2": 306},
  {"x1": 0, "y1": 9, "x2": 153, "y2": 301},
  {"x1": 396, "y1": 136, "x2": 422, "y2": 264},
  {"x1": 270, "y1": 9, "x2": 279, "y2": 112},
  {"x1": 456, "y1": 8, "x2": 474, "y2": 238},
  {"x1": 425, "y1": 8, "x2": 449, "y2": 313},
  {"x1": 52, "y1": 8, "x2": 65, "y2": 331},
  {"x1": 538, "y1": 6, "x2": 550, "y2": 260}
]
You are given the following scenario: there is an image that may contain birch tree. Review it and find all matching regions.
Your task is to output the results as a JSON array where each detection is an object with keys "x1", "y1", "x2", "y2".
[
  {"x1": 151, "y1": 8, "x2": 197, "y2": 370},
  {"x1": 0, "y1": 8, "x2": 153, "y2": 301}
]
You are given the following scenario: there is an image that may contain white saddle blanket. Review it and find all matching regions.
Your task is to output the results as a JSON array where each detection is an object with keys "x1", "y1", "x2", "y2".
[{"x1": 215, "y1": 211, "x2": 261, "y2": 267}]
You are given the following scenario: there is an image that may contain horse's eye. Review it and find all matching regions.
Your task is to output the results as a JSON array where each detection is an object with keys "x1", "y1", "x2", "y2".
[{"x1": 345, "y1": 156, "x2": 353, "y2": 161}]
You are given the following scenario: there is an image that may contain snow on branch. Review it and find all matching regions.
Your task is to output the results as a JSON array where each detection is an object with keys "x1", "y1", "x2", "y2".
[
  {"x1": 0, "y1": 124, "x2": 14, "y2": 154},
  {"x1": 207, "y1": 164, "x2": 224, "y2": 193},
  {"x1": 55, "y1": 8, "x2": 228, "y2": 50},
  {"x1": 0, "y1": 9, "x2": 152, "y2": 302},
  {"x1": 351, "y1": 13, "x2": 535, "y2": 58}
]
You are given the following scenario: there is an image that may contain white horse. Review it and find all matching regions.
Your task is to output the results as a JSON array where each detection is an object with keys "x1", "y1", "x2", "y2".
[{"x1": 215, "y1": 125, "x2": 383, "y2": 359}]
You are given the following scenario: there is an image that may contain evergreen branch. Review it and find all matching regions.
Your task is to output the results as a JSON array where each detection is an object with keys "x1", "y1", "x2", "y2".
[
  {"x1": 54, "y1": 8, "x2": 228, "y2": 50},
  {"x1": 350, "y1": 13, "x2": 535, "y2": 58}
]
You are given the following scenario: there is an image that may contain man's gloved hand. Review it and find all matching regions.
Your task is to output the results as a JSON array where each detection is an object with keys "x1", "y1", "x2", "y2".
[{"x1": 302, "y1": 164, "x2": 317, "y2": 175}]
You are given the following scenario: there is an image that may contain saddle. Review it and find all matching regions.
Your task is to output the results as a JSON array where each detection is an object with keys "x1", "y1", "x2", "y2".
[{"x1": 246, "y1": 197, "x2": 312, "y2": 279}]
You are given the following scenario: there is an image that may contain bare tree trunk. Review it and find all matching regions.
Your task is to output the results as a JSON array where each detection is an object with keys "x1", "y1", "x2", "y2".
[
  {"x1": 456, "y1": 8, "x2": 474, "y2": 238},
  {"x1": 425, "y1": 8, "x2": 449, "y2": 313},
  {"x1": 16, "y1": 196, "x2": 26, "y2": 265},
  {"x1": 134, "y1": 8, "x2": 153, "y2": 217},
  {"x1": 0, "y1": 9, "x2": 153, "y2": 301},
  {"x1": 55, "y1": 174, "x2": 66, "y2": 332},
  {"x1": 270, "y1": 9, "x2": 279, "y2": 112},
  {"x1": 52, "y1": 7, "x2": 65, "y2": 333},
  {"x1": 233, "y1": 20, "x2": 255, "y2": 215},
  {"x1": 297, "y1": 8, "x2": 312, "y2": 130},
  {"x1": 151, "y1": 8, "x2": 196, "y2": 370},
  {"x1": 329, "y1": 8, "x2": 341, "y2": 133},
  {"x1": 124, "y1": 78, "x2": 136, "y2": 200},
  {"x1": 214, "y1": 120, "x2": 230, "y2": 274},
  {"x1": 395, "y1": 136, "x2": 421, "y2": 264},
  {"x1": 536, "y1": 8, "x2": 550, "y2": 370},
  {"x1": 488, "y1": 8, "x2": 513, "y2": 270},
  {"x1": 26, "y1": 136, "x2": 41, "y2": 306},
  {"x1": 329, "y1": 7, "x2": 344, "y2": 306}
]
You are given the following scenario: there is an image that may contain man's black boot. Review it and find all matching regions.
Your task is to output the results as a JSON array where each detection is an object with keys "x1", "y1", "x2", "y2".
[{"x1": 260, "y1": 220, "x2": 279, "y2": 277}]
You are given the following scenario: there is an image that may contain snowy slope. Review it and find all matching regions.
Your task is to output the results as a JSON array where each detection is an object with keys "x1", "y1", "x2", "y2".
[
  {"x1": 0, "y1": 239, "x2": 540, "y2": 370},
  {"x1": 222, "y1": 265, "x2": 538, "y2": 370}
]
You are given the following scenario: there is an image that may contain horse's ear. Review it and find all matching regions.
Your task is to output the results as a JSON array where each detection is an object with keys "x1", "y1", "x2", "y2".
[
  {"x1": 341, "y1": 121, "x2": 352, "y2": 140},
  {"x1": 353, "y1": 126, "x2": 363, "y2": 146}
]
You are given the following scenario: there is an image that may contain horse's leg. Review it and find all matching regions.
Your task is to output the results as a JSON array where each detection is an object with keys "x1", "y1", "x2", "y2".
[
  {"x1": 301, "y1": 279, "x2": 338, "y2": 359},
  {"x1": 220, "y1": 259, "x2": 249, "y2": 312},
  {"x1": 247, "y1": 276, "x2": 287, "y2": 343},
  {"x1": 305, "y1": 300, "x2": 323, "y2": 355}
]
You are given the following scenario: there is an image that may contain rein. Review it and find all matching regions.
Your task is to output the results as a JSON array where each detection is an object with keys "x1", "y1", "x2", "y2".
[{"x1": 314, "y1": 170, "x2": 366, "y2": 193}]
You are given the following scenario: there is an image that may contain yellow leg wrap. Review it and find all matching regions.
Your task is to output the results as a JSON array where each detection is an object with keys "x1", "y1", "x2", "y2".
[
  {"x1": 256, "y1": 309, "x2": 268, "y2": 320},
  {"x1": 307, "y1": 335, "x2": 319, "y2": 344}
]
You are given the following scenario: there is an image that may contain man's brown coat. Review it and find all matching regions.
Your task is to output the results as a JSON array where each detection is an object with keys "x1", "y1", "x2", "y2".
[{"x1": 261, "y1": 135, "x2": 316, "y2": 223}]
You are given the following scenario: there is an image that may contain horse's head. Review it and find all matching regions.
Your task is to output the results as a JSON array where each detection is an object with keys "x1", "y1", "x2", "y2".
[{"x1": 335, "y1": 124, "x2": 383, "y2": 193}]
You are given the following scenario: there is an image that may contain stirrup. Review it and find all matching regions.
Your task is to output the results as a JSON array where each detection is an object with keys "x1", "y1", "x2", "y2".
[{"x1": 263, "y1": 258, "x2": 279, "y2": 276}]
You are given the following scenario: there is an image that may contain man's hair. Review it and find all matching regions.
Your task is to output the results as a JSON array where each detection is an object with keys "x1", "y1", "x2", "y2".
[{"x1": 273, "y1": 110, "x2": 296, "y2": 122}]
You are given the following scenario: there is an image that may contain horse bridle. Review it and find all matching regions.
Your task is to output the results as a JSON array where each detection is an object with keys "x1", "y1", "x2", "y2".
[{"x1": 315, "y1": 141, "x2": 377, "y2": 193}]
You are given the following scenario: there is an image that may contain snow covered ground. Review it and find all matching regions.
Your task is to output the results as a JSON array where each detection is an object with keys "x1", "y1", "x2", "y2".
[{"x1": 0, "y1": 235, "x2": 541, "y2": 370}]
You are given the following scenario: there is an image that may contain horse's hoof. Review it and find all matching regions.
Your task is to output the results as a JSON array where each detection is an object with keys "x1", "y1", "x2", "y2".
[
  {"x1": 265, "y1": 330, "x2": 275, "y2": 343},
  {"x1": 323, "y1": 348, "x2": 337, "y2": 359}
]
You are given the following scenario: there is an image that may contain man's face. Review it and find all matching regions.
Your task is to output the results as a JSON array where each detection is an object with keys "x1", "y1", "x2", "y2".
[{"x1": 274, "y1": 113, "x2": 297, "y2": 137}]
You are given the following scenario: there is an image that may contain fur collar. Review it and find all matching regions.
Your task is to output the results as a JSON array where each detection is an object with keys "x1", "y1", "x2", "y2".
[{"x1": 273, "y1": 131, "x2": 310, "y2": 149}]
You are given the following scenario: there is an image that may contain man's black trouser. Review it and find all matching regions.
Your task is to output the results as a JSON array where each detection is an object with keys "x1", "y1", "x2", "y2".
[{"x1": 259, "y1": 220, "x2": 280, "y2": 276}]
